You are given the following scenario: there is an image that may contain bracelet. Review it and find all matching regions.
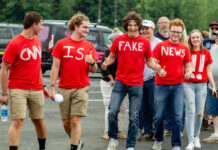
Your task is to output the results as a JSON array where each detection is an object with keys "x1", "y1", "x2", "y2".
[
  {"x1": 2, "y1": 93, "x2": 8, "y2": 96},
  {"x1": 90, "y1": 61, "x2": 96, "y2": 66},
  {"x1": 43, "y1": 84, "x2": 46, "y2": 88},
  {"x1": 50, "y1": 84, "x2": 55, "y2": 87}
]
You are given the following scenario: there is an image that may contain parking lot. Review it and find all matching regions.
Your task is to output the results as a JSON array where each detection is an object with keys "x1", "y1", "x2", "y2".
[{"x1": 0, "y1": 74, "x2": 218, "y2": 150}]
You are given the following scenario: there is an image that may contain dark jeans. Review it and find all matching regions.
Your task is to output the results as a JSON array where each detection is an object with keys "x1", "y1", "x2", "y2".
[
  {"x1": 108, "y1": 80, "x2": 142, "y2": 148},
  {"x1": 153, "y1": 84, "x2": 184, "y2": 147},
  {"x1": 138, "y1": 77, "x2": 155, "y2": 136}
]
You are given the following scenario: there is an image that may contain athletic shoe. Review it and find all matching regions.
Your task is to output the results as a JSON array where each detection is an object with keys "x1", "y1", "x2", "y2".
[
  {"x1": 172, "y1": 146, "x2": 181, "y2": 150},
  {"x1": 194, "y1": 137, "x2": 201, "y2": 148},
  {"x1": 77, "y1": 140, "x2": 84, "y2": 150},
  {"x1": 185, "y1": 142, "x2": 194, "y2": 150},
  {"x1": 203, "y1": 133, "x2": 218, "y2": 143},
  {"x1": 126, "y1": 148, "x2": 135, "y2": 150},
  {"x1": 152, "y1": 141, "x2": 163, "y2": 150},
  {"x1": 107, "y1": 138, "x2": 118, "y2": 150}
]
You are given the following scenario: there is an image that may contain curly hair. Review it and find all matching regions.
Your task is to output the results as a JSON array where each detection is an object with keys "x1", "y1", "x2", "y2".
[
  {"x1": 169, "y1": 18, "x2": 185, "y2": 31},
  {"x1": 122, "y1": 11, "x2": 142, "y2": 31},
  {"x1": 24, "y1": 11, "x2": 43, "y2": 29},
  {"x1": 68, "y1": 12, "x2": 90, "y2": 31}
]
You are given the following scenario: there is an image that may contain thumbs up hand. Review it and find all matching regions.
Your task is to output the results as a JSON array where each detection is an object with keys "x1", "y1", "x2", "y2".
[
  {"x1": 85, "y1": 50, "x2": 94, "y2": 64},
  {"x1": 159, "y1": 66, "x2": 167, "y2": 77}
]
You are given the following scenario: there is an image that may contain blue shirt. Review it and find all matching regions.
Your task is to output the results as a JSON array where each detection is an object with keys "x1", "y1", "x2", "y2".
[
  {"x1": 203, "y1": 38, "x2": 215, "y2": 50},
  {"x1": 154, "y1": 32, "x2": 169, "y2": 41}
]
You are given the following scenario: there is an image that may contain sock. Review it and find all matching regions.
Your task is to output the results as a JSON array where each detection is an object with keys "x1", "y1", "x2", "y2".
[
  {"x1": 9, "y1": 146, "x2": 18, "y2": 150},
  {"x1": 213, "y1": 133, "x2": 218, "y2": 137},
  {"x1": 38, "y1": 138, "x2": 46, "y2": 149},
  {"x1": 71, "y1": 144, "x2": 78, "y2": 150}
]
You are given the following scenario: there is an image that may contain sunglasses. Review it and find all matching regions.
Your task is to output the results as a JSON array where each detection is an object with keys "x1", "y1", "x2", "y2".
[{"x1": 211, "y1": 27, "x2": 218, "y2": 30}]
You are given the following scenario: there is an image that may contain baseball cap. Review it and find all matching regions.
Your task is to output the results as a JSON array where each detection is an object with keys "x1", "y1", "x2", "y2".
[
  {"x1": 142, "y1": 20, "x2": 155, "y2": 29},
  {"x1": 209, "y1": 21, "x2": 218, "y2": 26},
  {"x1": 212, "y1": 30, "x2": 218, "y2": 35}
]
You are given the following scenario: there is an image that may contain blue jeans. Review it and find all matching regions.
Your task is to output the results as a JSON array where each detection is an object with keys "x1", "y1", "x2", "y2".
[
  {"x1": 108, "y1": 80, "x2": 142, "y2": 148},
  {"x1": 183, "y1": 83, "x2": 207, "y2": 143},
  {"x1": 138, "y1": 77, "x2": 155, "y2": 136},
  {"x1": 164, "y1": 100, "x2": 186, "y2": 132},
  {"x1": 153, "y1": 84, "x2": 184, "y2": 147},
  {"x1": 206, "y1": 88, "x2": 218, "y2": 116}
]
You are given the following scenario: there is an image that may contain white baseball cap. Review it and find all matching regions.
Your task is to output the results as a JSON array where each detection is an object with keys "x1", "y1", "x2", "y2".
[{"x1": 142, "y1": 20, "x2": 155, "y2": 29}]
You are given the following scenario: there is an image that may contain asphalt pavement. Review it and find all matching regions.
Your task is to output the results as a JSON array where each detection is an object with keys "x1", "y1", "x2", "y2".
[{"x1": 0, "y1": 73, "x2": 217, "y2": 150}]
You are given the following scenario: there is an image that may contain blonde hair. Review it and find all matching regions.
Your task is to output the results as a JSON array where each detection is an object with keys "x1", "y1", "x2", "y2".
[
  {"x1": 68, "y1": 12, "x2": 90, "y2": 31},
  {"x1": 188, "y1": 29, "x2": 204, "y2": 56}
]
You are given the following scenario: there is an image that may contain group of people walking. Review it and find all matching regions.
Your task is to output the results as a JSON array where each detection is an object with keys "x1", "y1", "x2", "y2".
[
  {"x1": 0, "y1": 10, "x2": 217, "y2": 150},
  {"x1": 100, "y1": 12, "x2": 218, "y2": 150}
]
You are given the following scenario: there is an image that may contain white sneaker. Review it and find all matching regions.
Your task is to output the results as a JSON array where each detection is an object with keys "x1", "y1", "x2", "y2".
[
  {"x1": 172, "y1": 146, "x2": 181, "y2": 150},
  {"x1": 152, "y1": 141, "x2": 163, "y2": 150},
  {"x1": 126, "y1": 148, "x2": 135, "y2": 150},
  {"x1": 203, "y1": 133, "x2": 218, "y2": 143},
  {"x1": 107, "y1": 138, "x2": 118, "y2": 150},
  {"x1": 194, "y1": 137, "x2": 201, "y2": 148},
  {"x1": 185, "y1": 142, "x2": 194, "y2": 150}
]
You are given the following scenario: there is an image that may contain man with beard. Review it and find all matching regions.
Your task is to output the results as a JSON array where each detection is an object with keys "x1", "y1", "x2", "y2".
[
  {"x1": 203, "y1": 21, "x2": 218, "y2": 50},
  {"x1": 154, "y1": 16, "x2": 170, "y2": 41}
]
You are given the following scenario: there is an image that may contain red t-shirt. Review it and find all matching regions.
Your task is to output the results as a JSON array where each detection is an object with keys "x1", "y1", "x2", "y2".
[
  {"x1": 3, "y1": 35, "x2": 43, "y2": 90},
  {"x1": 110, "y1": 33, "x2": 152, "y2": 86},
  {"x1": 52, "y1": 37, "x2": 98, "y2": 89},
  {"x1": 184, "y1": 49, "x2": 212, "y2": 83},
  {"x1": 153, "y1": 40, "x2": 191, "y2": 85}
]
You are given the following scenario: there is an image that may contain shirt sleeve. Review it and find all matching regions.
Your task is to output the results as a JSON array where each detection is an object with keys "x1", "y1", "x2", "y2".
[
  {"x1": 2, "y1": 41, "x2": 17, "y2": 64},
  {"x1": 144, "y1": 40, "x2": 152, "y2": 59},
  {"x1": 90, "y1": 44, "x2": 98, "y2": 61},
  {"x1": 206, "y1": 49, "x2": 213, "y2": 65},
  {"x1": 109, "y1": 37, "x2": 118, "y2": 55},
  {"x1": 184, "y1": 47, "x2": 191, "y2": 64},
  {"x1": 152, "y1": 43, "x2": 161, "y2": 60},
  {"x1": 51, "y1": 41, "x2": 62, "y2": 60}
]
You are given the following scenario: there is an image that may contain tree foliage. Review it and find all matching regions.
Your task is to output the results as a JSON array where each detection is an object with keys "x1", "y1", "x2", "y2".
[{"x1": 0, "y1": 0, "x2": 217, "y2": 33}]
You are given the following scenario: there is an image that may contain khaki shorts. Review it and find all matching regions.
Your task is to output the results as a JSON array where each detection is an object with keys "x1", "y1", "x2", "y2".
[
  {"x1": 9, "y1": 89, "x2": 44, "y2": 120},
  {"x1": 58, "y1": 86, "x2": 89, "y2": 119}
]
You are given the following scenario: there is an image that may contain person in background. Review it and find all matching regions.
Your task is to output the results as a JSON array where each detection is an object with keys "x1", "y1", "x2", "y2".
[
  {"x1": 183, "y1": 29, "x2": 216, "y2": 150},
  {"x1": 204, "y1": 30, "x2": 218, "y2": 143},
  {"x1": 154, "y1": 16, "x2": 170, "y2": 41},
  {"x1": 203, "y1": 21, "x2": 218, "y2": 50},
  {"x1": 137, "y1": 19, "x2": 162, "y2": 141},
  {"x1": 100, "y1": 27, "x2": 127, "y2": 140}
]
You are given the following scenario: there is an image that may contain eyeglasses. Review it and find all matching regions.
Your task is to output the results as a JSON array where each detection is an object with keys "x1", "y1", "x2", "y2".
[
  {"x1": 170, "y1": 30, "x2": 182, "y2": 35},
  {"x1": 158, "y1": 22, "x2": 169, "y2": 25},
  {"x1": 211, "y1": 27, "x2": 218, "y2": 30}
]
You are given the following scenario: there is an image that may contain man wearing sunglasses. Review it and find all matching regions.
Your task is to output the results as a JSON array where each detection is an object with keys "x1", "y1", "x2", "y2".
[{"x1": 203, "y1": 21, "x2": 218, "y2": 50}]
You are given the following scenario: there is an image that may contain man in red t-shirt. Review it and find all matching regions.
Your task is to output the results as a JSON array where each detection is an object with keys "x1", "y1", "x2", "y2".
[
  {"x1": 152, "y1": 18, "x2": 192, "y2": 150},
  {"x1": 101, "y1": 12, "x2": 160, "y2": 150},
  {"x1": 0, "y1": 12, "x2": 50, "y2": 150},
  {"x1": 50, "y1": 13, "x2": 98, "y2": 150}
]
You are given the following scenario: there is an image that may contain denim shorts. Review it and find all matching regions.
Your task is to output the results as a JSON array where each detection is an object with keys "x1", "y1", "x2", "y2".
[{"x1": 206, "y1": 88, "x2": 218, "y2": 116}]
